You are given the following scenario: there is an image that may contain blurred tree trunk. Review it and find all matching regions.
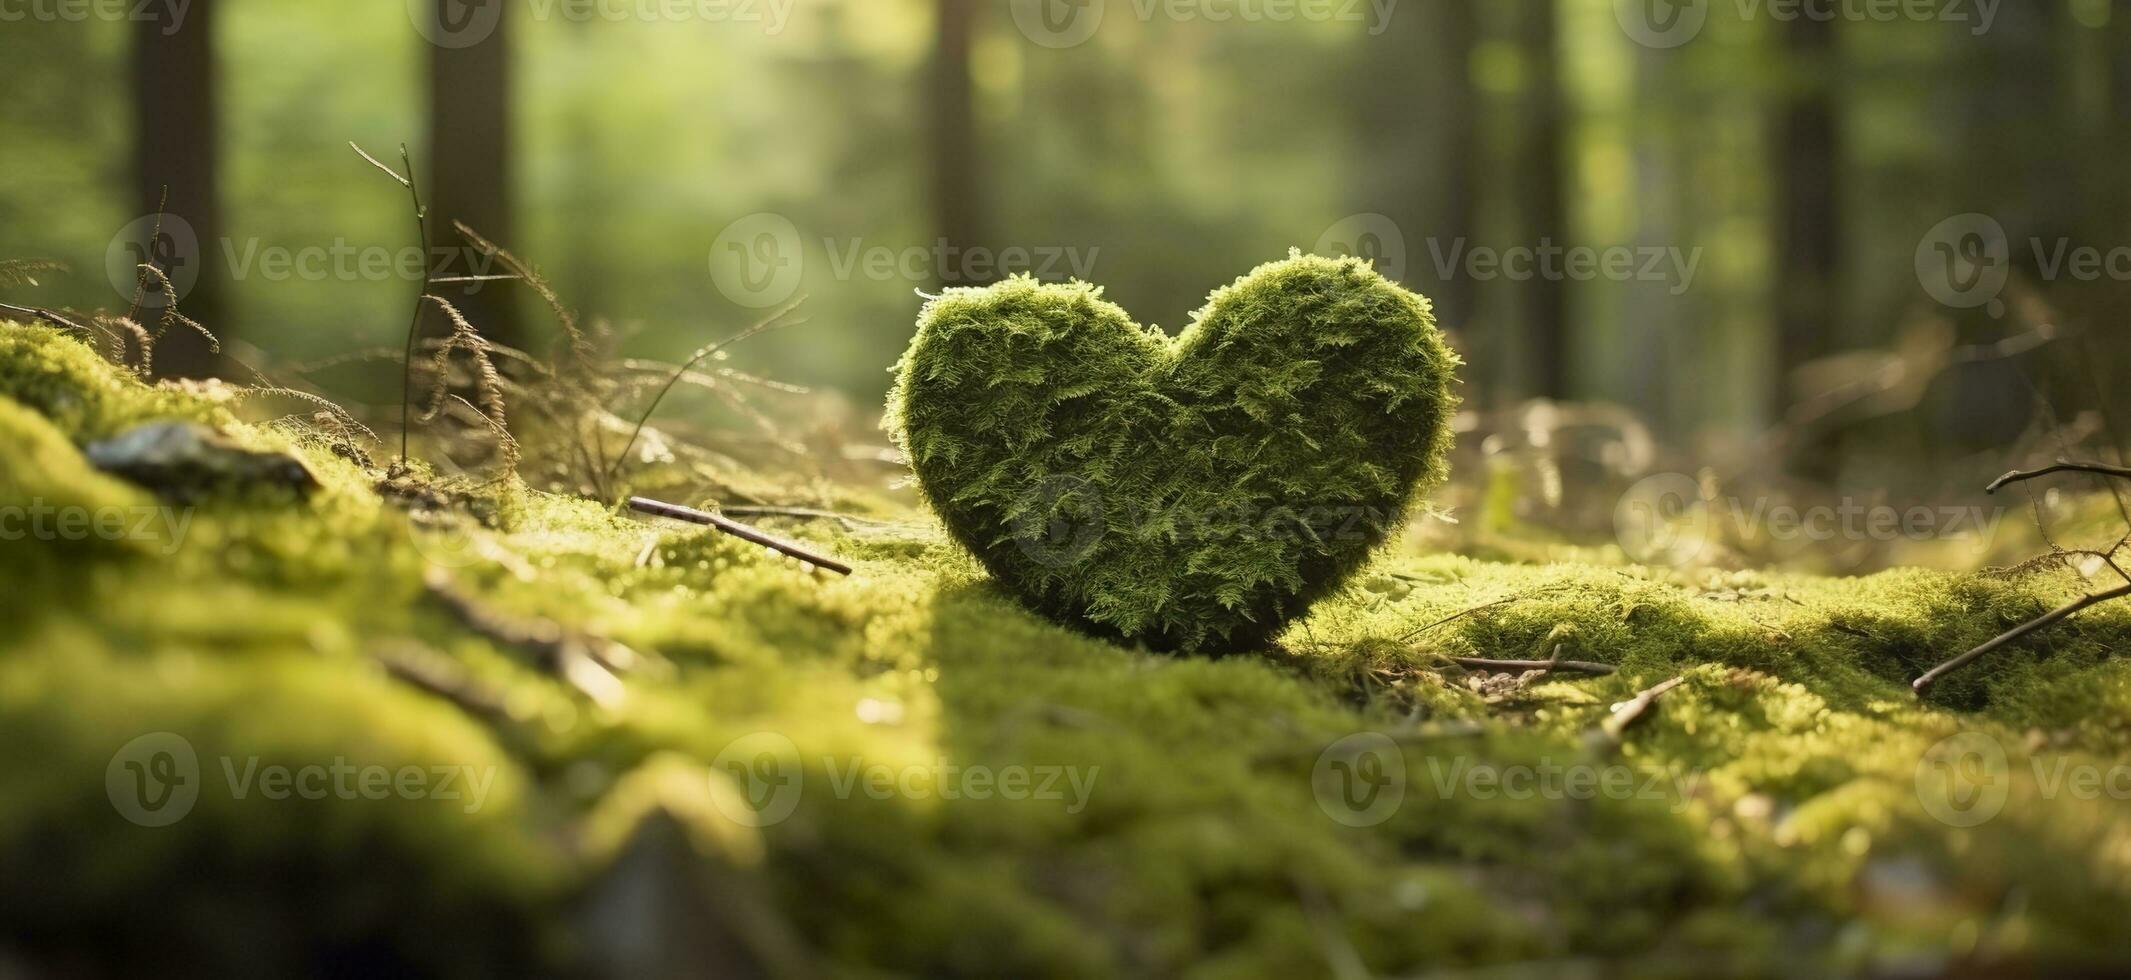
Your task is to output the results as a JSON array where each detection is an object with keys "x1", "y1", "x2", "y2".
[
  {"x1": 1772, "y1": 13, "x2": 1840, "y2": 423},
  {"x1": 1351, "y1": 1, "x2": 1477, "y2": 337},
  {"x1": 1510, "y1": 0, "x2": 1570, "y2": 400},
  {"x1": 428, "y1": 0, "x2": 523, "y2": 349},
  {"x1": 931, "y1": 0, "x2": 985, "y2": 287},
  {"x1": 132, "y1": 0, "x2": 224, "y2": 377}
]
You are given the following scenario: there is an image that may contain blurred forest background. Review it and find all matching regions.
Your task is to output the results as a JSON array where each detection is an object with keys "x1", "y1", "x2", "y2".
[{"x1": 4, "y1": 0, "x2": 2130, "y2": 567}]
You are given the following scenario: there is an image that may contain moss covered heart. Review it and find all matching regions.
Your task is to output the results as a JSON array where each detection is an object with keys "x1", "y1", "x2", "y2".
[{"x1": 888, "y1": 252, "x2": 1459, "y2": 652}]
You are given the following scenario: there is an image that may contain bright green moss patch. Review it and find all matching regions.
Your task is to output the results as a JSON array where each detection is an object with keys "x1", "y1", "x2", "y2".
[
  {"x1": 887, "y1": 254, "x2": 1458, "y2": 652},
  {"x1": 4, "y1": 321, "x2": 2131, "y2": 975}
]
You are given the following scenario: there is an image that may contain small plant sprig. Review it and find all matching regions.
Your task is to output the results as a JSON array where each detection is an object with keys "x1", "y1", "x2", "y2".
[
  {"x1": 350, "y1": 141, "x2": 518, "y2": 469},
  {"x1": 601, "y1": 298, "x2": 806, "y2": 492}
]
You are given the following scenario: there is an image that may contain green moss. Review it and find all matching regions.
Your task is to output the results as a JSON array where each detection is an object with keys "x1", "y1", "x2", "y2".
[
  {"x1": 887, "y1": 253, "x2": 1459, "y2": 652},
  {"x1": 5, "y1": 321, "x2": 2131, "y2": 975}
]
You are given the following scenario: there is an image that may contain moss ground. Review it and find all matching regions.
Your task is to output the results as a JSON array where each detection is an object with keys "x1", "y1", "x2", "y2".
[{"x1": 3, "y1": 323, "x2": 2130, "y2": 976}]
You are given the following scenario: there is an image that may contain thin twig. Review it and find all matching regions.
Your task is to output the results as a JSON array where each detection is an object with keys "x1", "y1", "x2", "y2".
[
  {"x1": 719, "y1": 505, "x2": 895, "y2": 528},
  {"x1": 0, "y1": 301, "x2": 92, "y2": 334},
  {"x1": 1599, "y1": 675, "x2": 1685, "y2": 743},
  {"x1": 353, "y1": 141, "x2": 429, "y2": 467},
  {"x1": 1913, "y1": 582, "x2": 2131, "y2": 695},
  {"x1": 1987, "y1": 460, "x2": 2131, "y2": 494},
  {"x1": 1397, "y1": 585, "x2": 1571, "y2": 643},
  {"x1": 1446, "y1": 656, "x2": 1616, "y2": 677},
  {"x1": 602, "y1": 299, "x2": 806, "y2": 491},
  {"x1": 628, "y1": 496, "x2": 853, "y2": 576}
]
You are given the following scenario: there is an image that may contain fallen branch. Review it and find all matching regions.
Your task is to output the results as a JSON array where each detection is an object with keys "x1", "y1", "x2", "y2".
[
  {"x1": 1913, "y1": 581, "x2": 2131, "y2": 695},
  {"x1": 1446, "y1": 656, "x2": 1616, "y2": 677},
  {"x1": 1987, "y1": 460, "x2": 2131, "y2": 494},
  {"x1": 628, "y1": 496, "x2": 853, "y2": 576},
  {"x1": 1599, "y1": 674, "x2": 1685, "y2": 743},
  {"x1": 0, "y1": 300, "x2": 92, "y2": 335},
  {"x1": 719, "y1": 505, "x2": 895, "y2": 528}
]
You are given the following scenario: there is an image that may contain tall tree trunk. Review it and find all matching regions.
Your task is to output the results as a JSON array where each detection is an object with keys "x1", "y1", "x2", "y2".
[
  {"x1": 1512, "y1": 0, "x2": 1570, "y2": 400},
  {"x1": 1350, "y1": 1, "x2": 1478, "y2": 333},
  {"x1": 132, "y1": 0, "x2": 224, "y2": 377},
  {"x1": 1772, "y1": 13, "x2": 1841, "y2": 422},
  {"x1": 931, "y1": 0, "x2": 984, "y2": 287},
  {"x1": 427, "y1": 0, "x2": 522, "y2": 348}
]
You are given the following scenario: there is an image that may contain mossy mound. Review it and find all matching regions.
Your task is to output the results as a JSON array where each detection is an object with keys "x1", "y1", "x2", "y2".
[{"x1": 3, "y1": 322, "x2": 2130, "y2": 976}]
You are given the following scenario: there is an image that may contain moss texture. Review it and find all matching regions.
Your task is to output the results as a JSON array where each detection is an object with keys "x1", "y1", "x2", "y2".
[
  {"x1": 888, "y1": 253, "x2": 1459, "y2": 651},
  {"x1": 5, "y1": 322, "x2": 2131, "y2": 976}
]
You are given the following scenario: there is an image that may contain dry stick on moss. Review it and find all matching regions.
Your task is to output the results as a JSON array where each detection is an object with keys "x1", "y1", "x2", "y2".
[
  {"x1": 627, "y1": 496, "x2": 853, "y2": 576},
  {"x1": 1987, "y1": 460, "x2": 2131, "y2": 492},
  {"x1": 601, "y1": 299, "x2": 806, "y2": 492},
  {"x1": 719, "y1": 505, "x2": 895, "y2": 528},
  {"x1": 1913, "y1": 461, "x2": 2131, "y2": 694},
  {"x1": 1914, "y1": 582, "x2": 2131, "y2": 695},
  {"x1": 1599, "y1": 674, "x2": 1685, "y2": 743},
  {"x1": 1447, "y1": 656, "x2": 1617, "y2": 677},
  {"x1": 0, "y1": 301, "x2": 92, "y2": 334}
]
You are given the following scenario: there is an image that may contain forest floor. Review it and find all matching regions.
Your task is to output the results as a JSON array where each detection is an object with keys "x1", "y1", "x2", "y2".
[{"x1": 4, "y1": 321, "x2": 2131, "y2": 977}]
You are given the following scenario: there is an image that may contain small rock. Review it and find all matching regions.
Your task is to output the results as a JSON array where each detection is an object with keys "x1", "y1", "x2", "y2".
[{"x1": 85, "y1": 421, "x2": 317, "y2": 499}]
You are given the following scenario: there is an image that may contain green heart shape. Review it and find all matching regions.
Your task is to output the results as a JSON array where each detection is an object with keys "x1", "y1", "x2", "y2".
[{"x1": 888, "y1": 252, "x2": 1460, "y2": 652}]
